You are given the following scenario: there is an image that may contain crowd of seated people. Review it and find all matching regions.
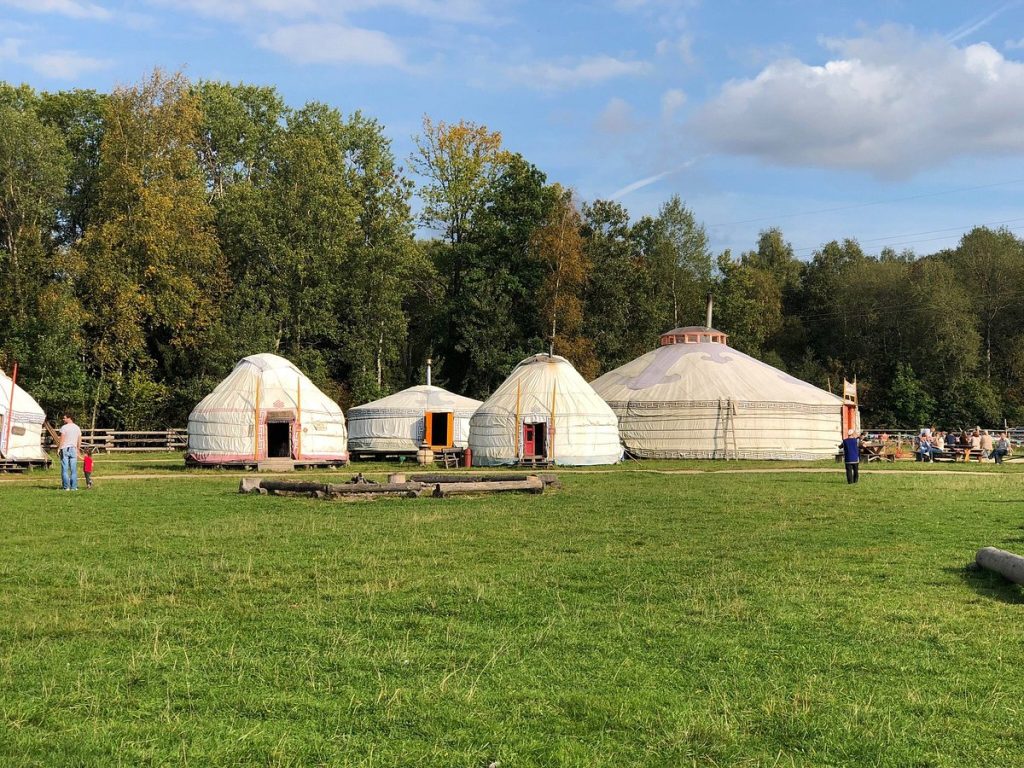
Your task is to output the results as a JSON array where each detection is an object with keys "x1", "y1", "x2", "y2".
[{"x1": 913, "y1": 427, "x2": 1013, "y2": 463}]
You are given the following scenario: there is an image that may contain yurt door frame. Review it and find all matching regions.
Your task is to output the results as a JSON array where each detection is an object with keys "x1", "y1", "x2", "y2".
[
  {"x1": 522, "y1": 422, "x2": 547, "y2": 458},
  {"x1": 423, "y1": 411, "x2": 454, "y2": 449}
]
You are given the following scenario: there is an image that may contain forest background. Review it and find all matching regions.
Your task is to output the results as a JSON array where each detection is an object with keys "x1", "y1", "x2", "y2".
[{"x1": 2, "y1": 70, "x2": 1022, "y2": 430}]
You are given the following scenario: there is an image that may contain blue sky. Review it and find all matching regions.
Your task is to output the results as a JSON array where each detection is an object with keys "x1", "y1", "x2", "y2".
[{"x1": 3, "y1": 0, "x2": 1024, "y2": 258}]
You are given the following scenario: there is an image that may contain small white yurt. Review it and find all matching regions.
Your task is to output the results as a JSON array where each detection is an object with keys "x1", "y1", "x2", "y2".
[
  {"x1": 590, "y1": 325, "x2": 850, "y2": 460},
  {"x1": 0, "y1": 367, "x2": 48, "y2": 464},
  {"x1": 187, "y1": 353, "x2": 347, "y2": 466},
  {"x1": 347, "y1": 365, "x2": 482, "y2": 456},
  {"x1": 469, "y1": 353, "x2": 622, "y2": 466}
]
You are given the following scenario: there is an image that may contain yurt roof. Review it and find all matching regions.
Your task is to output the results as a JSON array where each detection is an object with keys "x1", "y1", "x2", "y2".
[
  {"x1": 189, "y1": 353, "x2": 343, "y2": 418},
  {"x1": 591, "y1": 341, "x2": 842, "y2": 406},
  {"x1": 0, "y1": 369, "x2": 45, "y2": 421},
  {"x1": 479, "y1": 353, "x2": 615, "y2": 416},
  {"x1": 349, "y1": 385, "x2": 481, "y2": 415},
  {"x1": 237, "y1": 353, "x2": 299, "y2": 373}
]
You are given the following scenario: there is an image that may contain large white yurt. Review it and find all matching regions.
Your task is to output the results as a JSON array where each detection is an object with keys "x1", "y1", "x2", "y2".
[
  {"x1": 590, "y1": 325, "x2": 851, "y2": 460},
  {"x1": 0, "y1": 367, "x2": 48, "y2": 464},
  {"x1": 347, "y1": 374, "x2": 482, "y2": 456},
  {"x1": 469, "y1": 353, "x2": 622, "y2": 466},
  {"x1": 187, "y1": 353, "x2": 348, "y2": 466}
]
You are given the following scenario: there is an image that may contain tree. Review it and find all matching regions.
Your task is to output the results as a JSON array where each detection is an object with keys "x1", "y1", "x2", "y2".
[
  {"x1": 888, "y1": 362, "x2": 935, "y2": 426},
  {"x1": 714, "y1": 251, "x2": 783, "y2": 357},
  {"x1": 582, "y1": 200, "x2": 647, "y2": 371},
  {"x1": 0, "y1": 89, "x2": 69, "y2": 324},
  {"x1": 75, "y1": 70, "x2": 227, "y2": 428},
  {"x1": 653, "y1": 195, "x2": 712, "y2": 327},
  {"x1": 944, "y1": 227, "x2": 1024, "y2": 382},
  {"x1": 531, "y1": 185, "x2": 595, "y2": 376},
  {"x1": 195, "y1": 81, "x2": 286, "y2": 199},
  {"x1": 36, "y1": 88, "x2": 106, "y2": 247}
]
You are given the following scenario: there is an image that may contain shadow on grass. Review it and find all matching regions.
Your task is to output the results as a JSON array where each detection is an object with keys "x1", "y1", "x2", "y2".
[{"x1": 952, "y1": 563, "x2": 1024, "y2": 604}]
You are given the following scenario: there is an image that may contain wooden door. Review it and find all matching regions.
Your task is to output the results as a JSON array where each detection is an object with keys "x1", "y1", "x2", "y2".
[{"x1": 523, "y1": 423, "x2": 536, "y2": 457}]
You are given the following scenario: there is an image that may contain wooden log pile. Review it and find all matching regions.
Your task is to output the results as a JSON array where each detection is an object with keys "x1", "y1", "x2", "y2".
[{"x1": 239, "y1": 473, "x2": 548, "y2": 500}]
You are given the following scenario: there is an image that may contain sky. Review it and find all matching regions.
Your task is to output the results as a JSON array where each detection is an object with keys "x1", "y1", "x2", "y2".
[{"x1": 2, "y1": 0, "x2": 1024, "y2": 259}]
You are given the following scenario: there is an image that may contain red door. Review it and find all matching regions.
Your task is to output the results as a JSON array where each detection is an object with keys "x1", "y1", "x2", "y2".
[{"x1": 523, "y1": 424, "x2": 536, "y2": 457}]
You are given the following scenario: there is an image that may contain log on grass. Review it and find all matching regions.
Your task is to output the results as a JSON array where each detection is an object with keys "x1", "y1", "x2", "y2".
[
  {"x1": 260, "y1": 480, "x2": 330, "y2": 494},
  {"x1": 411, "y1": 473, "x2": 533, "y2": 484},
  {"x1": 326, "y1": 482, "x2": 424, "y2": 495},
  {"x1": 431, "y1": 476, "x2": 544, "y2": 497},
  {"x1": 976, "y1": 546, "x2": 1024, "y2": 585}
]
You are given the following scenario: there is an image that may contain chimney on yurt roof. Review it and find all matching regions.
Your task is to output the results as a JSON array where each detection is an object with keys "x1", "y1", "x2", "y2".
[{"x1": 660, "y1": 293, "x2": 729, "y2": 346}]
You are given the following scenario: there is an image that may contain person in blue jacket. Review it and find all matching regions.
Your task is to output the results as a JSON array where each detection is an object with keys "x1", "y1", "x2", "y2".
[{"x1": 840, "y1": 429, "x2": 860, "y2": 484}]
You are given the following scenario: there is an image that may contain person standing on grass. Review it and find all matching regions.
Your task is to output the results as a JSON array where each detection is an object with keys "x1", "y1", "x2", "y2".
[
  {"x1": 83, "y1": 450, "x2": 94, "y2": 489},
  {"x1": 58, "y1": 413, "x2": 82, "y2": 491},
  {"x1": 841, "y1": 429, "x2": 860, "y2": 484}
]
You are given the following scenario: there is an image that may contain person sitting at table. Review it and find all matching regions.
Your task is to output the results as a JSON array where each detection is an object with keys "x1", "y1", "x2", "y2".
[
  {"x1": 916, "y1": 433, "x2": 933, "y2": 462},
  {"x1": 946, "y1": 431, "x2": 958, "y2": 450},
  {"x1": 994, "y1": 433, "x2": 1011, "y2": 464},
  {"x1": 958, "y1": 430, "x2": 970, "y2": 461},
  {"x1": 980, "y1": 429, "x2": 994, "y2": 460},
  {"x1": 969, "y1": 429, "x2": 982, "y2": 461}
]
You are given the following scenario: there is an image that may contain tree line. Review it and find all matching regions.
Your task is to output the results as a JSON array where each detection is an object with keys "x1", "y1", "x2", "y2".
[{"x1": 2, "y1": 70, "x2": 1023, "y2": 430}]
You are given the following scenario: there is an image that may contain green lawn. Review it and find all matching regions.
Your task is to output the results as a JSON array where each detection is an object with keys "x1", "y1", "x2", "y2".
[{"x1": 2, "y1": 460, "x2": 1024, "y2": 766}]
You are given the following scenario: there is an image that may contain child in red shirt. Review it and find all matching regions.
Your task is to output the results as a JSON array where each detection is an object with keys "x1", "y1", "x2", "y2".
[{"x1": 83, "y1": 451, "x2": 94, "y2": 489}]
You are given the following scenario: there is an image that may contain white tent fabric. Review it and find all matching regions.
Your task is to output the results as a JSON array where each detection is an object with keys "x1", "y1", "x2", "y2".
[
  {"x1": 0, "y1": 369, "x2": 47, "y2": 462},
  {"x1": 591, "y1": 341, "x2": 845, "y2": 459},
  {"x1": 187, "y1": 353, "x2": 347, "y2": 464},
  {"x1": 469, "y1": 353, "x2": 622, "y2": 466},
  {"x1": 347, "y1": 385, "x2": 481, "y2": 453}
]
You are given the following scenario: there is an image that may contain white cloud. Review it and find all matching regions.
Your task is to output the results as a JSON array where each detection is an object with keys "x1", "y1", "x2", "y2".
[
  {"x1": 506, "y1": 55, "x2": 650, "y2": 91},
  {"x1": 660, "y1": 87, "x2": 686, "y2": 119},
  {"x1": 150, "y1": 0, "x2": 497, "y2": 23},
  {"x1": 596, "y1": 97, "x2": 640, "y2": 135},
  {"x1": 691, "y1": 27, "x2": 1024, "y2": 178},
  {"x1": 1007, "y1": 37, "x2": 1024, "y2": 49},
  {"x1": 0, "y1": 36, "x2": 20, "y2": 59},
  {"x1": 656, "y1": 33, "x2": 694, "y2": 64},
  {"x1": 0, "y1": 35, "x2": 111, "y2": 78},
  {"x1": 259, "y1": 22, "x2": 405, "y2": 67},
  {"x1": 27, "y1": 50, "x2": 111, "y2": 77},
  {"x1": 0, "y1": 0, "x2": 111, "y2": 20}
]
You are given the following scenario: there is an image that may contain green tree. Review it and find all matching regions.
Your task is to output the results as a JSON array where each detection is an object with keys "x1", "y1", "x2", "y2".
[
  {"x1": 75, "y1": 70, "x2": 227, "y2": 428},
  {"x1": 714, "y1": 251, "x2": 783, "y2": 358}
]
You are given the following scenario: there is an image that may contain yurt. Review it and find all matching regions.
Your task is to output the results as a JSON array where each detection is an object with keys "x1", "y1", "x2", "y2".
[
  {"x1": 347, "y1": 365, "x2": 481, "y2": 457},
  {"x1": 469, "y1": 353, "x2": 622, "y2": 466},
  {"x1": 590, "y1": 324, "x2": 851, "y2": 460},
  {"x1": 0, "y1": 366, "x2": 48, "y2": 464},
  {"x1": 187, "y1": 353, "x2": 348, "y2": 466}
]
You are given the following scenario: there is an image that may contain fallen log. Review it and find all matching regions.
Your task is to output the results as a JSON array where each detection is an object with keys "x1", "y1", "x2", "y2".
[
  {"x1": 976, "y1": 546, "x2": 1024, "y2": 585},
  {"x1": 411, "y1": 473, "x2": 532, "y2": 484},
  {"x1": 259, "y1": 480, "x2": 329, "y2": 494},
  {"x1": 326, "y1": 482, "x2": 423, "y2": 495},
  {"x1": 430, "y1": 476, "x2": 544, "y2": 497}
]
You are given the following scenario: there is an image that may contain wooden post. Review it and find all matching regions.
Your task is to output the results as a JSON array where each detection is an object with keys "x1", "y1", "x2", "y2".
[
  {"x1": 295, "y1": 375, "x2": 302, "y2": 460},
  {"x1": 515, "y1": 381, "x2": 522, "y2": 460},
  {"x1": 549, "y1": 380, "x2": 557, "y2": 463},
  {"x1": 3, "y1": 362, "x2": 16, "y2": 457},
  {"x1": 253, "y1": 377, "x2": 261, "y2": 462}
]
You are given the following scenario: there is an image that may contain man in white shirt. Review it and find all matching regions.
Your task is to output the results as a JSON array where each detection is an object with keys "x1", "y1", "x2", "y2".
[{"x1": 58, "y1": 413, "x2": 82, "y2": 491}]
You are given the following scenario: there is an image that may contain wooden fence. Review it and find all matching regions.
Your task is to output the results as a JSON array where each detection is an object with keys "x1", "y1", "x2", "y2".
[{"x1": 44, "y1": 428, "x2": 188, "y2": 453}]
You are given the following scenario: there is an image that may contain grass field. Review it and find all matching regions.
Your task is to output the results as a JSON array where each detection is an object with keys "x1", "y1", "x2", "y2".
[{"x1": 2, "y1": 456, "x2": 1024, "y2": 766}]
